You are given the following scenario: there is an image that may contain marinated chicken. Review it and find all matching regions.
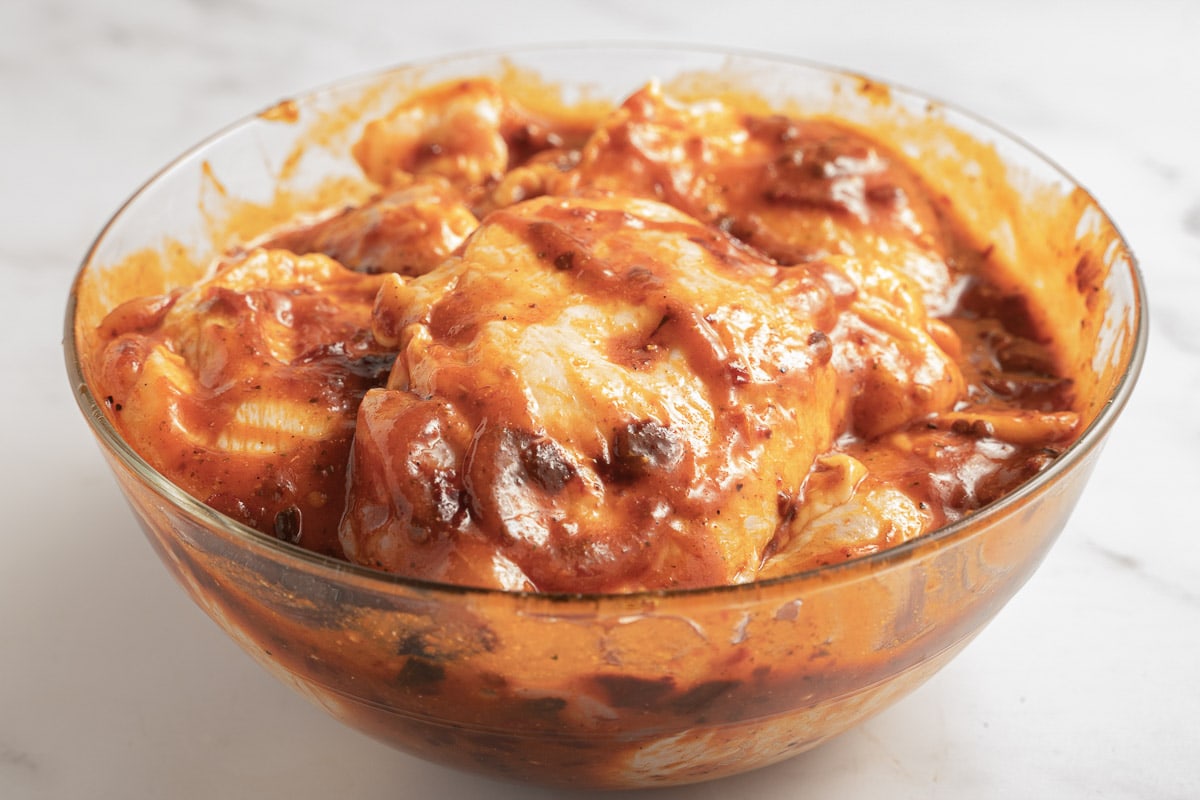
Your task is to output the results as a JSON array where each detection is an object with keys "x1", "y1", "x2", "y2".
[
  {"x1": 95, "y1": 249, "x2": 391, "y2": 557},
  {"x1": 92, "y1": 77, "x2": 1080, "y2": 591}
]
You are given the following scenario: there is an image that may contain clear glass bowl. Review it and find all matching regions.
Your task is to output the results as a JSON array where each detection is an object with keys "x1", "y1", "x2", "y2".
[{"x1": 64, "y1": 45, "x2": 1146, "y2": 789}]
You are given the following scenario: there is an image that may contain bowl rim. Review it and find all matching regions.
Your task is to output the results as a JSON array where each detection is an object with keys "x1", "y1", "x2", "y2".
[{"x1": 62, "y1": 41, "x2": 1150, "y2": 603}]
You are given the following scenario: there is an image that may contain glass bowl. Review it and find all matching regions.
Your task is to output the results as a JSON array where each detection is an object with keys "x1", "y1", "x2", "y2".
[{"x1": 64, "y1": 45, "x2": 1146, "y2": 789}]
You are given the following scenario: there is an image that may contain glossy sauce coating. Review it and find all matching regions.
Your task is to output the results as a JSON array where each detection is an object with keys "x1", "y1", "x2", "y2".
[
  {"x1": 96, "y1": 250, "x2": 392, "y2": 556},
  {"x1": 93, "y1": 78, "x2": 1079, "y2": 591}
]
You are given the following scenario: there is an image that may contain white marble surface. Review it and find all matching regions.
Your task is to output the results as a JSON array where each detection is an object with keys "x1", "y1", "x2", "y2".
[{"x1": 3, "y1": 1, "x2": 1198, "y2": 797}]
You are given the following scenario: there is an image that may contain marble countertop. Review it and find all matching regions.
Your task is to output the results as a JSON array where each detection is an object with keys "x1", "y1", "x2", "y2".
[{"x1": 3, "y1": 1, "x2": 1197, "y2": 797}]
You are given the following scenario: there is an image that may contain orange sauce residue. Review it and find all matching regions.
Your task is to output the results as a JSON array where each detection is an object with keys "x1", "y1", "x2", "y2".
[{"x1": 258, "y1": 98, "x2": 300, "y2": 124}]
